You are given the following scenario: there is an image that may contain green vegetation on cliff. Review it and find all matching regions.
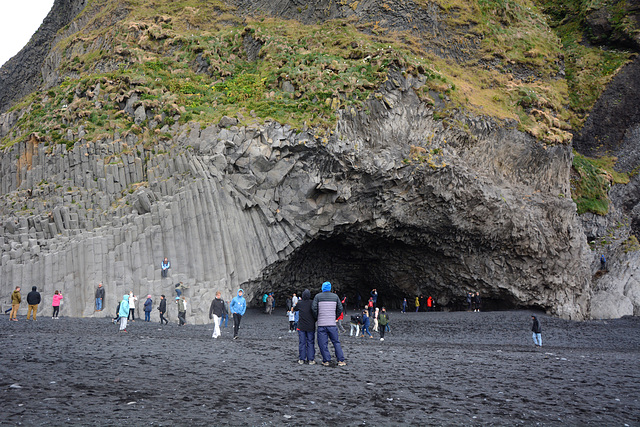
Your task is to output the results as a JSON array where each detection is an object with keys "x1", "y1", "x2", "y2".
[
  {"x1": 2, "y1": 0, "x2": 589, "y2": 150},
  {"x1": 571, "y1": 152, "x2": 629, "y2": 215}
]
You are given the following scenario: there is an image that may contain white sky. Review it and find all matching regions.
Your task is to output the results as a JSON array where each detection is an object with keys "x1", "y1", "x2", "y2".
[{"x1": 0, "y1": 0, "x2": 56, "y2": 68}]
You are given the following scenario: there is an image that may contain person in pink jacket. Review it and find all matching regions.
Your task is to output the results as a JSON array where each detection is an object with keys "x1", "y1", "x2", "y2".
[{"x1": 52, "y1": 290, "x2": 63, "y2": 319}]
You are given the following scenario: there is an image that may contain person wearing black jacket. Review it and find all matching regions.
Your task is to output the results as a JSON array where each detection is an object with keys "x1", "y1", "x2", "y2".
[
  {"x1": 294, "y1": 289, "x2": 316, "y2": 364},
  {"x1": 158, "y1": 295, "x2": 168, "y2": 325},
  {"x1": 209, "y1": 291, "x2": 227, "y2": 339},
  {"x1": 95, "y1": 283, "x2": 105, "y2": 311},
  {"x1": 531, "y1": 315, "x2": 542, "y2": 347},
  {"x1": 26, "y1": 286, "x2": 41, "y2": 321}
]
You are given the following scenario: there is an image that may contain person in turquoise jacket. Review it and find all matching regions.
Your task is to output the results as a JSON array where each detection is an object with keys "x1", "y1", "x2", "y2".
[
  {"x1": 118, "y1": 295, "x2": 130, "y2": 332},
  {"x1": 230, "y1": 289, "x2": 247, "y2": 339}
]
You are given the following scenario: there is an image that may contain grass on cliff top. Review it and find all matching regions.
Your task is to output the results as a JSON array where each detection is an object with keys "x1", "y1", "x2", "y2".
[
  {"x1": 571, "y1": 152, "x2": 629, "y2": 215},
  {"x1": 3, "y1": 0, "x2": 582, "y2": 149},
  {"x1": 534, "y1": 0, "x2": 634, "y2": 129}
]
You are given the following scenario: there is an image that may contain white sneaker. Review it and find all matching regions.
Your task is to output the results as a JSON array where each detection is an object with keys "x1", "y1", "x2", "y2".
[{"x1": 380, "y1": 338, "x2": 384, "y2": 341}]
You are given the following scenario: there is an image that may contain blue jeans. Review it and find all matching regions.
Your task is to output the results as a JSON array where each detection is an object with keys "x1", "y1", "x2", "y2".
[
  {"x1": 298, "y1": 330, "x2": 315, "y2": 361},
  {"x1": 219, "y1": 313, "x2": 228, "y2": 328},
  {"x1": 317, "y1": 326, "x2": 345, "y2": 363},
  {"x1": 176, "y1": 289, "x2": 182, "y2": 298},
  {"x1": 144, "y1": 311, "x2": 151, "y2": 322},
  {"x1": 532, "y1": 332, "x2": 542, "y2": 346},
  {"x1": 96, "y1": 298, "x2": 102, "y2": 311},
  {"x1": 362, "y1": 325, "x2": 372, "y2": 337}
]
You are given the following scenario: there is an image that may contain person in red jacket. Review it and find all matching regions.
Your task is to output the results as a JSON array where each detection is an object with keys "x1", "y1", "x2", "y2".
[{"x1": 427, "y1": 296, "x2": 433, "y2": 312}]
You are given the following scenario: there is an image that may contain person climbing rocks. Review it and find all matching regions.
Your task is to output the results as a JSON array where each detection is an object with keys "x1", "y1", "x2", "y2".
[
  {"x1": 370, "y1": 288, "x2": 378, "y2": 308},
  {"x1": 95, "y1": 283, "x2": 105, "y2": 311},
  {"x1": 531, "y1": 315, "x2": 542, "y2": 347},
  {"x1": 600, "y1": 254, "x2": 607, "y2": 271},
  {"x1": 26, "y1": 286, "x2": 41, "y2": 321},
  {"x1": 175, "y1": 282, "x2": 189, "y2": 298},
  {"x1": 230, "y1": 289, "x2": 247, "y2": 339},
  {"x1": 294, "y1": 289, "x2": 316, "y2": 364},
  {"x1": 312, "y1": 281, "x2": 346, "y2": 366},
  {"x1": 161, "y1": 257, "x2": 171, "y2": 278}
]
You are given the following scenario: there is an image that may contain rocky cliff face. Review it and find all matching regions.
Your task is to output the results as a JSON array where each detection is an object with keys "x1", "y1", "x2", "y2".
[
  {"x1": 0, "y1": 67, "x2": 592, "y2": 321},
  {"x1": 3, "y1": 0, "x2": 634, "y2": 322}
]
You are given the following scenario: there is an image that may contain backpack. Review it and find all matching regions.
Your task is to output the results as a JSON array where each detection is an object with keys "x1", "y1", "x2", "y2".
[{"x1": 378, "y1": 313, "x2": 388, "y2": 325}]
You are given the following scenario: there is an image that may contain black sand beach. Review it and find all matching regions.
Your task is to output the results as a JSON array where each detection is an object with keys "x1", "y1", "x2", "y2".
[{"x1": 1, "y1": 309, "x2": 639, "y2": 426}]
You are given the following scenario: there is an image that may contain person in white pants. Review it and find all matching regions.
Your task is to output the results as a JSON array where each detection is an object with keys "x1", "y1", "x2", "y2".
[{"x1": 209, "y1": 291, "x2": 227, "y2": 338}]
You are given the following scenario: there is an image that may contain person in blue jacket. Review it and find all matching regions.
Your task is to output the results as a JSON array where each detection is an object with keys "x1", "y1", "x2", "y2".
[
  {"x1": 360, "y1": 309, "x2": 373, "y2": 338},
  {"x1": 143, "y1": 295, "x2": 153, "y2": 322},
  {"x1": 118, "y1": 295, "x2": 130, "y2": 332},
  {"x1": 230, "y1": 289, "x2": 247, "y2": 339}
]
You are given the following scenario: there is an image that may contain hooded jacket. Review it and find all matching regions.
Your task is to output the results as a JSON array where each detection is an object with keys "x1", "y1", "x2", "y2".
[
  {"x1": 158, "y1": 298, "x2": 167, "y2": 313},
  {"x1": 312, "y1": 282, "x2": 343, "y2": 327},
  {"x1": 27, "y1": 286, "x2": 41, "y2": 305},
  {"x1": 144, "y1": 297, "x2": 153, "y2": 312},
  {"x1": 209, "y1": 297, "x2": 227, "y2": 318},
  {"x1": 11, "y1": 289, "x2": 21, "y2": 304},
  {"x1": 294, "y1": 289, "x2": 315, "y2": 332},
  {"x1": 118, "y1": 295, "x2": 130, "y2": 318},
  {"x1": 95, "y1": 286, "x2": 105, "y2": 299},
  {"x1": 230, "y1": 289, "x2": 246, "y2": 315}
]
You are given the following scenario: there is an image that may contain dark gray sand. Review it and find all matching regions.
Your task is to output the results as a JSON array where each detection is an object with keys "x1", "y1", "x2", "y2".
[{"x1": 1, "y1": 309, "x2": 639, "y2": 426}]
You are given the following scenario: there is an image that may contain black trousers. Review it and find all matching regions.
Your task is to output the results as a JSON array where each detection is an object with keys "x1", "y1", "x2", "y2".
[
  {"x1": 233, "y1": 313, "x2": 242, "y2": 337},
  {"x1": 129, "y1": 308, "x2": 135, "y2": 320},
  {"x1": 52, "y1": 306, "x2": 60, "y2": 317},
  {"x1": 178, "y1": 311, "x2": 186, "y2": 325},
  {"x1": 380, "y1": 325, "x2": 386, "y2": 339},
  {"x1": 159, "y1": 311, "x2": 168, "y2": 324}
]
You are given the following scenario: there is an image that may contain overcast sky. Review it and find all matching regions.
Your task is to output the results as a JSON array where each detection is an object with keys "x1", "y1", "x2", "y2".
[{"x1": 0, "y1": 0, "x2": 56, "y2": 68}]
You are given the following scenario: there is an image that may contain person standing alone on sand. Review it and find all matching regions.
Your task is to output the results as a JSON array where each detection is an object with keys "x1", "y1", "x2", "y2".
[
  {"x1": 158, "y1": 295, "x2": 168, "y2": 324},
  {"x1": 294, "y1": 289, "x2": 316, "y2": 364},
  {"x1": 52, "y1": 291, "x2": 63, "y2": 319},
  {"x1": 531, "y1": 315, "x2": 542, "y2": 347},
  {"x1": 95, "y1": 283, "x2": 105, "y2": 311},
  {"x1": 119, "y1": 294, "x2": 130, "y2": 332},
  {"x1": 26, "y1": 286, "x2": 41, "y2": 321},
  {"x1": 209, "y1": 291, "x2": 227, "y2": 339},
  {"x1": 9, "y1": 286, "x2": 21, "y2": 321},
  {"x1": 312, "y1": 281, "x2": 346, "y2": 366}
]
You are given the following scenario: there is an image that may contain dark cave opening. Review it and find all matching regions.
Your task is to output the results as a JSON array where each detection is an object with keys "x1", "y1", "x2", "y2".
[{"x1": 253, "y1": 234, "x2": 523, "y2": 312}]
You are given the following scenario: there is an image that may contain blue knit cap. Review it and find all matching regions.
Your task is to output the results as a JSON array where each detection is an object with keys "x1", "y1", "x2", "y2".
[{"x1": 321, "y1": 281, "x2": 331, "y2": 292}]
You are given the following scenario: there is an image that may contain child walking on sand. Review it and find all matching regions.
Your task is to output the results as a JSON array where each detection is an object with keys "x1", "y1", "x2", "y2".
[
  {"x1": 288, "y1": 307, "x2": 296, "y2": 332},
  {"x1": 52, "y1": 290, "x2": 63, "y2": 319}
]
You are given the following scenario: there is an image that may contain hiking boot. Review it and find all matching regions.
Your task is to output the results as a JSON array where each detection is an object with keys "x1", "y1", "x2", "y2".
[
  {"x1": 321, "y1": 361, "x2": 330, "y2": 366},
  {"x1": 337, "y1": 361, "x2": 347, "y2": 366}
]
